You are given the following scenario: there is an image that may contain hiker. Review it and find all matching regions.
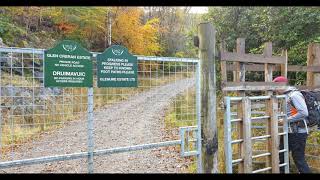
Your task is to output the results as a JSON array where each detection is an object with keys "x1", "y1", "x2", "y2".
[{"x1": 274, "y1": 76, "x2": 311, "y2": 173}]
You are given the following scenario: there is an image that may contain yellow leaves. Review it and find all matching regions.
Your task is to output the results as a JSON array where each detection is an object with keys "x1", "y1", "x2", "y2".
[
  {"x1": 43, "y1": 7, "x2": 63, "y2": 19},
  {"x1": 3, "y1": 7, "x2": 161, "y2": 55},
  {"x1": 141, "y1": 18, "x2": 162, "y2": 55},
  {"x1": 112, "y1": 7, "x2": 161, "y2": 56},
  {"x1": 174, "y1": 51, "x2": 185, "y2": 58}
]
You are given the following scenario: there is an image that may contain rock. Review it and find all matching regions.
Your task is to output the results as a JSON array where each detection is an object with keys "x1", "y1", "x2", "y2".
[{"x1": 0, "y1": 37, "x2": 7, "y2": 47}]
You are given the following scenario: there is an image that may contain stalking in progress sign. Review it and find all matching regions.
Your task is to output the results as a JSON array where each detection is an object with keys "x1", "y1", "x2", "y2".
[
  {"x1": 97, "y1": 45, "x2": 138, "y2": 87},
  {"x1": 44, "y1": 40, "x2": 93, "y2": 87}
]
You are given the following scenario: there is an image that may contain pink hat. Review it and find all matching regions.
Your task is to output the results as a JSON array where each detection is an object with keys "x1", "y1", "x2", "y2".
[{"x1": 272, "y1": 76, "x2": 288, "y2": 83}]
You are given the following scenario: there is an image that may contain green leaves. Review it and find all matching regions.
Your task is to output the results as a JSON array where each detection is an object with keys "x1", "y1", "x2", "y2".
[
  {"x1": 206, "y1": 7, "x2": 320, "y2": 55},
  {"x1": 204, "y1": 7, "x2": 320, "y2": 86},
  {"x1": 314, "y1": 36, "x2": 320, "y2": 43}
]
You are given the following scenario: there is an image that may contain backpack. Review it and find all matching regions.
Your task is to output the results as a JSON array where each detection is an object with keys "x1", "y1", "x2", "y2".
[{"x1": 296, "y1": 90, "x2": 320, "y2": 128}]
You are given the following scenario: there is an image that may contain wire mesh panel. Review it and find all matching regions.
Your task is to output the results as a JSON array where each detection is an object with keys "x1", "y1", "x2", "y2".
[
  {"x1": 0, "y1": 48, "x2": 89, "y2": 173},
  {"x1": 91, "y1": 57, "x2": 198, "y2": 173},
  {"x1": 0, "y1": 47, "x2": 200, "y2": 173}
]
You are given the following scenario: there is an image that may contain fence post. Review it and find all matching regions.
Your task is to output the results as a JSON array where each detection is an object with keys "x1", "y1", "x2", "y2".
[
  {"x1": 198, "y1": 22, "x2": 218, "y2": 173},
  {"x1": 0, "y1": 55, "x2": 2, "y2": 151},
  {"x1": 224, "y1": 97, "x2": 232, "y2": 173},
  {"x1": 236, "y1": 38, "x2": 246, "y2": 172},
  {"x1": 270, "y1": 95, "x2": 279, "y2": 173},
  {"x1": 283, "y1": 96, "x2": 290, "y2": 173},
  {"x1": 264, "y1": 42, "x2": 273, "y2": 169},
  {"x1": 196, "y1": 60, "x2": 202, "y2": 173},
  {"x1": 87, "y1": 87, "x2": 94, "y2": 173},
  {"x1": 281, "y1": 49, "x2": 288, "y2": 78},
  {"x1": 307, "y1": 43, "x2": 320, "y2": 87},
  {"x1": 242, "y1": 97, "x2": 252, "y2": 173}
]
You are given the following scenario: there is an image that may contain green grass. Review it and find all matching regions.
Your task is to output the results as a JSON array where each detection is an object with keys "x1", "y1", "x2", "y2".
[
  {"x1": 163, "y1": 89, "x2": 228, "y2": 173},
  {"x1": 164, "y1": 89, "x2": 197, "y2": 173}
]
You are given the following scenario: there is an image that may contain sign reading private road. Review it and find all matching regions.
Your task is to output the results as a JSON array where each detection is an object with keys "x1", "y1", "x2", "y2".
[
  {"x1": 97, "y1": 45, "x2": 138, "y2": 87},
  {"x1": 44, "y1": 40, "x2": 93, "y2": 87}
]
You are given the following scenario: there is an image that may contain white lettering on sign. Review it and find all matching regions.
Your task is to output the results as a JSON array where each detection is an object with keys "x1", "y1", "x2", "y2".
[
  {"x1": 76, "y1": 55, "x2": 90, "y2": 60},
  {"x1": 102, "y1": 62, "x2": 120, "y2": 66},
  {"x1": 118, "y1": 67, "x2": 132, "y2": 70},
  {"x1": 59, "y1": 60, "x2": 71, "y2": 63},
  {"x1": 106, "y1": 58, "x2": 129, "y2": 62},
  {"x1": 120, "y1": 63, "x2": 133, "y2": 66},
  {"x1": 46, "y1": 53, "x2": 59, "y2": 58},
  {"x1": 59, "y1": 54, "x2": 77, "y2": 59},
  {"x1": 46, "y1": 54, "x2": 90, "y2": 60},
  {"x1": 100, "y1": 58, "x2": 134, "y2": 76},
  {"x1": 53, "y1": 71, "x2": 86, "y2": 77}
]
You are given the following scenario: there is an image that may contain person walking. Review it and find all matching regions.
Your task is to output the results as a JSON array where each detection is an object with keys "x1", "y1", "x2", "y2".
[{"x1": 273, "y1": 76, "x2": 311, "y2": 173}]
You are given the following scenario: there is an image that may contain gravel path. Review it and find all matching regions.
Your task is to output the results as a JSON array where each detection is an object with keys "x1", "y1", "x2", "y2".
[{"x1": 3, "y1": 78, "x2": 195, "y2": 173}]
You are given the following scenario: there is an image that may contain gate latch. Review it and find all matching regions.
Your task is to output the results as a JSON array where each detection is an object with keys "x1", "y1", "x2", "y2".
[{"x1": 179, "y1": 126, "x2": 199, "y2": 157}]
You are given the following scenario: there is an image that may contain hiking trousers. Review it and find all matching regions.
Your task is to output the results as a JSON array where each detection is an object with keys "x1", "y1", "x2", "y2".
[{"x1": 279, "y1": 133, "x2": 311, "y2": 173}]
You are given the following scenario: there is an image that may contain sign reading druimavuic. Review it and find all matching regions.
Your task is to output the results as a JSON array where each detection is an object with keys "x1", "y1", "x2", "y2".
[
  {"x1": 44, "y1": 40, "x2": 93, "y2": 87},
  {"x1": 97, "y1": 45, "x2": 138, "y2": 87}
]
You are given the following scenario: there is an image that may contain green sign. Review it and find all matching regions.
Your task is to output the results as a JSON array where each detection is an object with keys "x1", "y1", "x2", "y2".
[
  {"x1": 97, "y1": 45, "x2": 138, "y2": 87},
  {"x1": 44, "y1": 40, "x2": 93, "y2": 87}
]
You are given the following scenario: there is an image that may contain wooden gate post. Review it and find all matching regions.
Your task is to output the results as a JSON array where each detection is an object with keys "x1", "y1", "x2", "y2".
[
  {"x1": 198, "y1": 22, "x2": 218, "y2": 173},
  {"x1": 307, "y1": 43, "x2": 320, "y2": 88},
  {"x1": 264, "y1": 42, "x2": 273, "y2": 170},
  {"x1": 236, "y1": 38, "x2": 246, "y2": 173}
]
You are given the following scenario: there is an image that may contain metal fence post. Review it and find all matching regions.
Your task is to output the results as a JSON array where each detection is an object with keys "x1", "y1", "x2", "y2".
[
  {"x1": 283, "y1": 96, "x2": 290, "y2": 173},
  {"x1": 196, "y1": 61, "x2": 202, "y2": 173},
  {"x1": 0, "y1": 52, "x2": 2, "y2": 151},
  {"x1": 224, "y1": 97, "x2": 232, "y2": 173},
  {"x1": 87, "y1": 87, "x2": 94, "y2": 173}
]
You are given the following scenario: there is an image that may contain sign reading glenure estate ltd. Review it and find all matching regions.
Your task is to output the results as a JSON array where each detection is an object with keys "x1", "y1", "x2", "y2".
[
  {"x1": 97, "y1": 45, "x2": 138, "y2": 87},
  {"x1": 44, "y1": 40, "x2": 93, "y2": 87}
]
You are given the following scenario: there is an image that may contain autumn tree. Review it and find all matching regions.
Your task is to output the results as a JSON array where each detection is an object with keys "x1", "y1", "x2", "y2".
[
  {"x1": 111, "y1": 7, "x2": 161, "y2": 55},
  {"x1": 143, "y1": 7, "x2": 199, "y2": 57}
]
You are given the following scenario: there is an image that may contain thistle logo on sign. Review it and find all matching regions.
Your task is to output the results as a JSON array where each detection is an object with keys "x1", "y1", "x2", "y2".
[
  {"x1": 62, "y1": 44, "x2": 77, "y2": 52},
  {"x1": 97, "y1": 45, "x2": 138, "y2": 87},
  {"x1": 112, "y1": 48, "x2": 124, "y2": 56},
  {"x1": 44, "y1": 40, "x2": 93, "y2": 87}
]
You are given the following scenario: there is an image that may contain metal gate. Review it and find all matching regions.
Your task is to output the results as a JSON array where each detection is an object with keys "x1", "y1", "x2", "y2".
[
  {"x1": 0, "y1": 47, "x2": 202, "y2": 173},
  {"x1": 224, "y1": 95, "x2": 289, "y2": 173}
]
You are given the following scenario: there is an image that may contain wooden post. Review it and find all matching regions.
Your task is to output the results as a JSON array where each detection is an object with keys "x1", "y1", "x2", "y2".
[
  {"x1": 233, "y1": 49, "x2": 237, "y2": 81},
  {"x1": 281, "y1": 50, "x2": 288, "y2": 78},
  {"x1": 264, "y1": 42, "x2": 273, "y2": 83},
  {"x1": 242, "y1": 97, "x2": 252, "y2": 173},
  {"x1": 307, "y1": 43, "x2": 320, "y2": 87},
  {"x1": 270, "y1": 95, "x2": 280, "y2": 173},
  {"x1": 198, "y1": 22, "x2": 218, "y2": 173},
  {"x1": 264, "y1": 42, "x2": 273, "y2": 170},
  {"x1": 236, "y1": 38, "x2": 246, "y2": 173},
  {"x1": 220, "y1": 41, "x2": 227, "y2": 85},
  {"x1": 237, "y1": 38, "x2": 246, "y2": 82}
]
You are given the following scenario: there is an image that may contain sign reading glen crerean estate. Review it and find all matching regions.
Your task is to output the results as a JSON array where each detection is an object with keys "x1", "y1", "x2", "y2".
[
  {"x1": 97, "y1": 45, "x2": 138, "y2": 87},
  {"x1": 44, "y1": 40, "x2": 93, "y2": 87}
]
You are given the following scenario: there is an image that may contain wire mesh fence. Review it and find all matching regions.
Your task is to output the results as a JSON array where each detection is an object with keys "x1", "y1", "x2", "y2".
[{"x1": 0, "y1": 47, "x2": 199, "y2": 173}]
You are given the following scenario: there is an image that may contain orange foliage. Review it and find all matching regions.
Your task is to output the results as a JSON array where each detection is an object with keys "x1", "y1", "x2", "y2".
[{"x1": 57, "y1": 22, "x2": 77, "y2": 34}]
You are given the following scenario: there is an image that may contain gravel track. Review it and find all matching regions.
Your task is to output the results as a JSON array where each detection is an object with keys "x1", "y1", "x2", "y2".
[{"x1": 3, "y1": 78, "x2": 195, "y2": 173}]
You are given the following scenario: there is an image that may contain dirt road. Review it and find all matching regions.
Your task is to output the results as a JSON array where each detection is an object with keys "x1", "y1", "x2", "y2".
[{"x1": 3, "y1": 78, "x2": 196, "y2": 173}]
